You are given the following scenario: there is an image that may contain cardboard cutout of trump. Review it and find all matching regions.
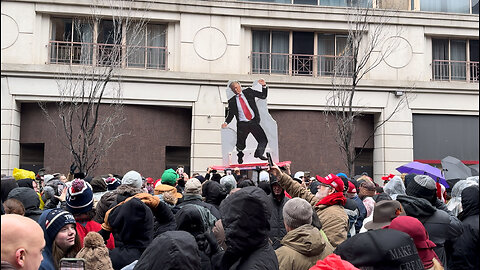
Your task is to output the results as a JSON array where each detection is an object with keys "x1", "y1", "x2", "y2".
[{"x1": 221, "y1": 79, "x2": 279, "y2": 165}]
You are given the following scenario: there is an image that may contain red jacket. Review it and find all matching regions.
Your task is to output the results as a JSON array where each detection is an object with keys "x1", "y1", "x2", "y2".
[{"x1": 76, "y1": 220, "x2": 115, "y2": 250}]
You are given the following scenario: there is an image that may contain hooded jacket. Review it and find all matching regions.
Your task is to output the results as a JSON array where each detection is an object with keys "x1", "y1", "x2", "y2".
[
  {"x1": 448, "y1": 185, "x2": 479, "y2": 270},
  {"x1": 202, "y1": 180, "x2": 227, "y2": 210},
  {"x1": 93, "y1": 185, "x2": 143, "y2": 224},
  {"x1": 277, "y1": 173, "x2": 348, "y2": 247},
  {"x1": 268, "y1": 177, "x2": 289, "y2": 249},
  {"x1": 177, "y1": 194, "x2": 221, "y2": 219},
  {"x1": 176, "y1": 204, "x2": 222, "y2": 270},
  {"x1": 133, "y1": 231, "x2": 201, "y2": 270},
  {"x1": 275, "y1": 224, "x2": 334, "y2": 270},
  {"x1": 1, "y1": 177, "x2": 18, "y2": 202},
  {"x1": 219, "y1": 186, "x2": 278, "y2": 270},
  {"x1": 107, "y1": 197, "x2": 154, "y2": 270},
  {"x1": 7, "y1": 187, "x2": 43, "y2": 222},
  {"x1": 397, "y1": 195, "x2": 463, "y2": 269}
]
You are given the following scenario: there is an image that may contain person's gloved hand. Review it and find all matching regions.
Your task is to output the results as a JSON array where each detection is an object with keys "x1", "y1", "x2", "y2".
[{"x1": 69, "y1": 163, "x2": 77, "y2": 174}]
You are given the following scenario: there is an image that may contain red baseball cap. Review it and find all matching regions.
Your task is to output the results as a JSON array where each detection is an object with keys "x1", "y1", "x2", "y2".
[
  {"x1": 316, "y1": 174, "x2": 344, "y2": 193},
  {"x1": 347, "y1": 181, "x2": 357, "y2": 194}
]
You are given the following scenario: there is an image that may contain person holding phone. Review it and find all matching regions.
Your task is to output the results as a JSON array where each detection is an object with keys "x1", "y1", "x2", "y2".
[{"x1": 38, "y1": 208, "x2": 82, "y2": 270}]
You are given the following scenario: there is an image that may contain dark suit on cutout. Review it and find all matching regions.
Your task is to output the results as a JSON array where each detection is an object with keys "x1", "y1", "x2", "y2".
[{"x1": 225, "y1": 86, "x2": 268, "y2": 163}]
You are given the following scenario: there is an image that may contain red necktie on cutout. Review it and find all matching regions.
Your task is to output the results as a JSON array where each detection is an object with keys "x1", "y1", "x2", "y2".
[{"x1": 238, "y1": 94, "x2": 252, "y2": 120}]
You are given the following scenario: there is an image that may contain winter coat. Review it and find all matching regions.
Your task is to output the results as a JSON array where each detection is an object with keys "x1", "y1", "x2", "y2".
[
  {"x1": 277, "y1": 173, "x2": 348, "y2": 247},
  {"x1": 177, "y1": 194, "x2": 222, "y2": 219},
  {"x1": 268, "y1": 179, "x2": 289, "y2": 249},
  {"x1": 37, "y1": 209, "x2": 64, "y2": 270},
  {"x1": 275, "y1": 224, "x2": 334, "y2": 270},
  {"x1": 107, "y1": 197, "x2": 155, "y2": 270},
  {"x1": 1, "y1": 177, "x2": 18, "y2": 202},
  {"x1": 7, "y1": 187, "x2": 43, "y2": 222},
  {"x1": 343, "y1": 198, "x2": 359, "y2": 238},
  {"x1": 133, "y1": 231, "x2": 201, "y2": 270},
  {"x1": 448, "y1": 186, "x2": 479, "y2": 270},
  {"x1": 202, "y1": 180, "x2": 227, "y2": 210},
  {"x1": 397, "y1": 195, "x2": 463, "y2": 269},
  {"x1": 76, "y1": 220, "x2": 115, "y2": 250},
  {"x1": 352, "y1": 195, "x2": 367, "y2": 233},
  {"x1": 175, "y1": 204, "x2": 222, "y2": 270},
  {"x1": 94, "y1": 185, "x2": 143, "y2": 224},
  {"x1": 219, "y1": 186, "x2": 278, "y2": 270}
]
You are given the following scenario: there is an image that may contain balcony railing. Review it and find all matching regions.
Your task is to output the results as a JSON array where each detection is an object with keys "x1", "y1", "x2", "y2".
[
  {"x1": 48, "y1": 41, "x2": 167, "y2": 70},
  {"x1": 251, "y1": 52, "x2": 354, "y2": 77},
  {"x1": 433, "y1": 60, "x2": 479, "y2": 82}
]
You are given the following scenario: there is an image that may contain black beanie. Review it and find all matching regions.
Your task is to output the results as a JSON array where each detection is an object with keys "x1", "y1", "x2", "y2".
[{"x1": 405, "y1": 175, "x2": 436, "y2": 203}]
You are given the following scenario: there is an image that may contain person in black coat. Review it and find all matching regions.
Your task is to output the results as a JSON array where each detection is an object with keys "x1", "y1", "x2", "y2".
[
  {"x1": 176, "y1": 204, "x2": 222, "y2": 270},
  {"x1": 133, "y1": 231, "x2": 201, "y2": 270},
  {"x1": 7, "y1": 187, "x2": 43, "y2": 222},
  {"x1": 268, "y1": 175, "x2": 289, "y2": 249},
  {"x1": 221, "y1": 80, "x2": 269, "y2": 164},
  {"x1": 448, "y1": 185, "x2": 479, "y2": 270},
  {"x1": 218, "y1": 186, "x2": 278, "y2": 270},
  {"x1": 202, "y1": 180, "x2": 227, "y2": 210},
  {"x1": 177, "y1": 178, "x2": 221, "y2": 219}
]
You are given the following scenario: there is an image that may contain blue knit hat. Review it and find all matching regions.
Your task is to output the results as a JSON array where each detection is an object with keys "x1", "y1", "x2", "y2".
[
  {"x1": 66, "y1": 179, "x2": 94, "y2": 214},
  {"x1": 43, "y1": 208, "x2": 76, "y2": 241}
]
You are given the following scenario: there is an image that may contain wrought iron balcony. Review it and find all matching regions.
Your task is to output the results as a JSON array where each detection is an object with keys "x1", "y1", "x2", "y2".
[
  {"x1": 433, "y1": 60, "x2": 479, "y2": 82},
  {"x1": 48, "y1": 41, "x2": 167, "y2": 70},
  {"x1": 251, "y1": 52, "x2": 354, "y2": 77}
]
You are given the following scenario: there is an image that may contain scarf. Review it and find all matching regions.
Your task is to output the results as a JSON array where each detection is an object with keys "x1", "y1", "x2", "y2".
[{"x1": 316, "y1": 192, "x2": 346, "y2": 206}]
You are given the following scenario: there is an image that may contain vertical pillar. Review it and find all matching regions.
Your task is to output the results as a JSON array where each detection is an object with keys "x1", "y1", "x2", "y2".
[{"x1": 1, "y1": 77, "x2": 20, "y2": 175}]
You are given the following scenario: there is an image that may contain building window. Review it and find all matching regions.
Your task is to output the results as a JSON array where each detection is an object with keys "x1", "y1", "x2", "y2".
[
  {"x1": 20, "y1": 143, "x2": 45, "y2": 174},
  {"x1": 49, "y1": 17, "x2": 167, "y2": 69},
  {"x1": 420, "y1": 0, "x2": 471, "y2": 14},
  {"x1": 252, "y1": 30, "x2": 289, "y2": 74},
  {"x1": 251, "y1": 30, "x2": 353, "y2": 77},
  {"x1": 318, "y1": 34, "x2": 353, "y2": 76},
  {"x1": 432, "y1": 39, "x2": 479, "y2": 82}
]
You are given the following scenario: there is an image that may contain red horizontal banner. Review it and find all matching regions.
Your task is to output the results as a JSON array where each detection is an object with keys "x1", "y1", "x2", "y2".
[
  {"x1": 415, "y1": 159, "x2": 479, "y2": 165},
  {"x1": 211, "y1": 161, "x2": 292, "y2": 171}
]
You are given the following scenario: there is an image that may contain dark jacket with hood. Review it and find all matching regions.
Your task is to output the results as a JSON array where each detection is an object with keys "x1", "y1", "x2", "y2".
[
  {"x1": 268, "y1": 177, "x2": 289, "y2": 249},
  {"x1": 219, "y1": 186, "x2": 279, "y2": 270},
  {"x1": 202, "y1": 180, "x2": 227, "y2": 210},
  {"x1": 7, "y1": 187, "x2": 43, "y2": 222},
  {"x1": 176, "y1": 204, "x2": 222, "y2": 270},
  {"x1": 133, "y1": 231, "x2": 201, "y2": 270},
  {"x1": 94, "y1": 184, "x2": 143, "y2": 224},
  {"x1": 397, "y1": 194, "x2": 463, "y2": 269},
  {"x1": 448, "y1": 185, "x2": 479, "y2": 270},
  {"x1": 1, "y1": 177, "x2": 18, "y2": 203},
  {"x1": 38, "y1": 209, "x2": 59, "y2": 270},
  {"x1": 177, "y1": 194, "x2": 222, "y2": 219},
  {"x1": 107, "y1": 197, "x2": 154, "y2": 270}
]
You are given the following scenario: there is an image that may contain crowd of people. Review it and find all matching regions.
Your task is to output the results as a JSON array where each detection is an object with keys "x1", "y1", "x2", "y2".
[{"x1": 1, "y1": 163, "x2": 478, "y2": 270}]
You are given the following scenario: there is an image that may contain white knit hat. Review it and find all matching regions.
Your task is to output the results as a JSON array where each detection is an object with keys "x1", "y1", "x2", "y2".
[{"x1": 121, "y1": 170, "x2": 142, "y2": 189}]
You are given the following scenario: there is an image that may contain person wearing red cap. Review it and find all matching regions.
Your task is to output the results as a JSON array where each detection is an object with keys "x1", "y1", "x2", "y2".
[
  {"x1": 269, "y1": 165, "x2": 348, "y2": 248},
  {"x1": 385, "y1": 216, "x2": 443, "y2": 270}
]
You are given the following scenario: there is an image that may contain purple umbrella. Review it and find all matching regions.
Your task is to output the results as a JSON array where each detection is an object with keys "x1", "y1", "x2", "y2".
[{"x1": 396, "y1": 161, "x2": 449, "y2": 188}]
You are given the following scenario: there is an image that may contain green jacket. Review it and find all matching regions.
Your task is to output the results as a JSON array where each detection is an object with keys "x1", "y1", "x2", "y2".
[
  {"x1": 275, "y1": 224, "x2": 334, "y2": 270},
  {"x1": 277, "y1": 173, "x2": 348, "y2": 247}
]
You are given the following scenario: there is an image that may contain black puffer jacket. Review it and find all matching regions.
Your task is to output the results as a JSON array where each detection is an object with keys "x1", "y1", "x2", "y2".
[
  {"x1": 219, "y1": 186, "x2": 279, "y2": 270},
  {"x1": 108, "y1": 197, "x2": 154, "y2": 270},
  {"x1": 268, "y1": 177, "x2": 289, "y2": 250},
  {"x1": 397, "y1": 195, "x2": 463, "y2": 269},
  {"x1": 448, "y1": 185, "x2": 479, "y2": 270},
  {"x1": 134, "y1": 231, "x2": 201, "y2": 270},
  {"x1": 202, "y1": 181, "x2": 227, "y2": 210},
  {"x1": 7, "y1": 187, "x2": 43, "y2": 222},
  {"x1": 176, "y1": 204, "x2": 222, "y2": 270}
]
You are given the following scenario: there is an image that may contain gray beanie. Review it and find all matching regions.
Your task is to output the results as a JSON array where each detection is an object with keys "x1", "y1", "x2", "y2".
[
  {"x1": 406, "y1": 175, "x2": 437, "y2": 202},
  {"x1": 121, "y1": 170, "x2": 142, "y2": 189},
  {"x1": 282, "y1": 198, "x2": 312, "y2": 229},
  {"x1": 220, "y1": 175, "x2": 237, "y2": 193}
]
